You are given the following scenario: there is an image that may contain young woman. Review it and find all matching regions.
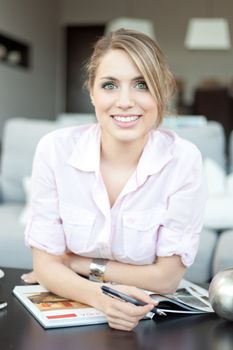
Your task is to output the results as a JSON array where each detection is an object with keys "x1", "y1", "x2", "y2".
[{"x1": 23, "y1": 29, "x2": 206, "y2": 331}]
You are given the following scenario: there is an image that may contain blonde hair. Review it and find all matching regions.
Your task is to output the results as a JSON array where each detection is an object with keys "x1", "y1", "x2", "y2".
[{"x1": 85, "y1": 28, "x2": 176, "y2": 126}]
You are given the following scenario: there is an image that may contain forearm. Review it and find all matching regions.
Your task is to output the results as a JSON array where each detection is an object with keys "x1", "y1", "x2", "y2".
[
  {"x1": 32, "y1": 248, "x2": 157, "y2": 332},
  {"x1": 106, "y1": 260, "x2": 182, "y2": 293},
  {"x1": 32, "y1": 248, "x2": 102, "y2": 308},
  {"x1": 67, "y1": 254, "x2": 186, "y2": 293}
]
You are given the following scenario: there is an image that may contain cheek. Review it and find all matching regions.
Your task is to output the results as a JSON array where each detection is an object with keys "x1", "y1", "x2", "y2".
[
  {"x1": 92, "y1": 91, "x2": 115, "y2": 112},
  {"x1": 140, "y1": 95, "x2": 158, "y2": 114}
]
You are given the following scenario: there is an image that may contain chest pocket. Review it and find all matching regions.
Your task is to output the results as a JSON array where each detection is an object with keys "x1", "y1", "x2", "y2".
[
  {"x1": 59, "y1": 203, "x2": 96, "y2": 253},
  {"x1": 122, "y1": 206, "x2": 164, "y2": 263}
]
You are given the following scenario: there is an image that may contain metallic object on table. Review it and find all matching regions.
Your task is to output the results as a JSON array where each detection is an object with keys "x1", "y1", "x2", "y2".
[{"x1": 209, "y1": 268, "x2": 233, "y2": 321}]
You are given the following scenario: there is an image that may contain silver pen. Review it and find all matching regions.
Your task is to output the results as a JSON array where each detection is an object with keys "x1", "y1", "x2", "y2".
[{"x1": 101, "y1": 285, "x2": 166, "y2": 316}]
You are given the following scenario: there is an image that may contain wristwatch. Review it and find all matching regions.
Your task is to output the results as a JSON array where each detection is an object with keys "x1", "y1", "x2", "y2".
[{"x1": 89, "y1": 258, "x2": 108, "y2": 282}]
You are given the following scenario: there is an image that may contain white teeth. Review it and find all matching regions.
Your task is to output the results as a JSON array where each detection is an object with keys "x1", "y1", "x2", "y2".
[{"x1": 113, "y1": 115, "x2": 140, "y2": 122}]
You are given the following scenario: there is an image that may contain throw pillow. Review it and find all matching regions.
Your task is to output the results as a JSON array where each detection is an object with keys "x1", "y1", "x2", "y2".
[
  {"x1": 203, "y1": 158, "x2": 225, "y2": 196},
  {"x1": 203, "y1": 158, "x2": 233, "y2": 229}
]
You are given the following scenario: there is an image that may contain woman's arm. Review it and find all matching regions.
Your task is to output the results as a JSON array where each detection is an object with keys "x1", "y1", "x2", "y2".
[
  {"x1": 32, "y1": 247, "x2": 157, "y2": 331},
  {"x1": 66, "y1": 254, "x2": 186, "y2": 294}
]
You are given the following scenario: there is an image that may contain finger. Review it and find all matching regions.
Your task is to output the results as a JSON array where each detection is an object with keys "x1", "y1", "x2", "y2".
[
  {"x1": 122, "y1": 303, "x2": 154, "y2": 318},
  {"x1": 112, "y1": 295, "x2": 154, "y2": 316},
  {"x1": 127, "y1": 288, "x2": 158, "y2": 306},
  {"x1": 107, "y1": 299, "x2": 153, "y2": 320},
  {"x1": 113, "y1": 285, "x2": 158, "y2": 306},
  {"x1": 108, "y1": 318, "x2": 139, "y2": 331},
  {"x1": 21, "y1": 271, "x2": 38, "y2": 284},
  {"x1": 106, "y1": 302, "x2": 139, "y2": 323}
]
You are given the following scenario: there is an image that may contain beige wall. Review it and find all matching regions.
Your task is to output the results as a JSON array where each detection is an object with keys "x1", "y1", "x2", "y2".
[
  {"x1": 60, "y1": 0, "x2": 233, "y2": 104},
  {"x1": 0, "y1": 0, "x2": 61, "y2": 139}
]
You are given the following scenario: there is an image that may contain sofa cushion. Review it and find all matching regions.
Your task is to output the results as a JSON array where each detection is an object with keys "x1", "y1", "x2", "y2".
[
  {"x1": 165, "y1": 120, "x2": 226, "y2": 169},
  {"x1": 0, "y1": 118, "x2": 58, "y2": 202},
  {"x1": 204, "y1": 195, "x2": 233, "y2": 230},
  {"x1": 203, "y1": 158, "x2": 225, "y2": 195},
  {"x1": 184, "y1": 228, "x2": 218, "y2": 283},
  {"x1": 18, "y1": 176, "x2": 31, "y2": 225},
  {"x1": 57, "y1": 113, "x2": 97, "y2": 126},
  {"x1": 212, "y1": 230, "x2": 233, "y2": 275},
  {"x1": 201, "y1": 156, "x2": 233, "y2": 229},
  {"x1": 0, "y1": 203, "x2": 32, "y2": 268}
]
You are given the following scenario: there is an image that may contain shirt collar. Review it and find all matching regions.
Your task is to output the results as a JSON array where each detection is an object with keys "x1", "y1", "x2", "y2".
[
  {"x1": 67, "y1": 124, "x2": 175, "y2": 179},
  {"x1": 135, "y1": 128, "x2": 174, "y2": 186},
  {"x1": 67, "y1": 124, "x2": 101, "y2": 172}
]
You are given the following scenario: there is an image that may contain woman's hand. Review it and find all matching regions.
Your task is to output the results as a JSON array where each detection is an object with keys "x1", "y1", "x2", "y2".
[
  {"x1": 22, "y1": 251, "x2": 158, "y2": 331},
  {"x1": 21, "y1": 270, "x2": 38, "y2": 284},
  {"x1": 96, "y1": 284, "x2": 158, "y2": 331}
]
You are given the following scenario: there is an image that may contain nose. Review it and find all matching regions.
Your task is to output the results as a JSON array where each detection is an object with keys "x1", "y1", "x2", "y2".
[{"x1": 116, "y1": 88, "x2": 135, "y2": 109}]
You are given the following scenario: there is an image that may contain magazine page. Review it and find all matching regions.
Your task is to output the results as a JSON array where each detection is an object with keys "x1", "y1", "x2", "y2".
[
  {"x1": 13, "y1": 285, "x2": 107, "y2": 328},
  {"x1": 176, "y1": 279, "x2": 213, "y2": 311},
  {"x1": 145, "y1": 279, "x2": 213, "y2": 314}
]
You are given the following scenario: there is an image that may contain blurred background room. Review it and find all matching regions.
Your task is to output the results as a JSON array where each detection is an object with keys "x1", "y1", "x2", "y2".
[{"x1": 0, "y1": 0, "x2": 233, "y2": 283}]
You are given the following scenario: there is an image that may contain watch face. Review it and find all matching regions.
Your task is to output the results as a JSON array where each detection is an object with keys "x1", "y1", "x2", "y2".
[{"x1": 0, "y1": 269, "x2": 4, "y2": 279}]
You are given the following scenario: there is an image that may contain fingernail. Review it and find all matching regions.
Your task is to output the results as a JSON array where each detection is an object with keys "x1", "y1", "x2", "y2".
[{"x1": 21, "y1": 274, "x2": 28, "y2": 282}]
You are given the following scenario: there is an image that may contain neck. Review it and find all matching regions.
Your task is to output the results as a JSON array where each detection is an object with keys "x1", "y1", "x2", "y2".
[{"x1": 100, "y1": 132, "x2": 149, "y2": 168}]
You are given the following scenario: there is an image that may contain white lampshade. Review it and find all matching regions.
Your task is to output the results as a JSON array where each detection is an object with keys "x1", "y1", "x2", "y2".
[
  {"x1": 185, "y1": 18, "x2": 231, "y2": 50},
  {"x1": 105, "y1": 17, "x2": 155, "y2": 39}
]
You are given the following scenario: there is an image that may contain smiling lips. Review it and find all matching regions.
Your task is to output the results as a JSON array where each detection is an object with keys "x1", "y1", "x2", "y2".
[{"x1": 111, "y1": 115, "x2": 141, "y2": 127}]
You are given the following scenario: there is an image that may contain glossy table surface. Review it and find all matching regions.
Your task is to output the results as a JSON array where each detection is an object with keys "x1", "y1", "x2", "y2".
[{"x1": 0, "y1": 267, "x2": 233, "y2": 350}]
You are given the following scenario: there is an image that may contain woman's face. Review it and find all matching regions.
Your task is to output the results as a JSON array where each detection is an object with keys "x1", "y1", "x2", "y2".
[{"x1": 90, "y1": 49, "x2": 158, "y2": 145}]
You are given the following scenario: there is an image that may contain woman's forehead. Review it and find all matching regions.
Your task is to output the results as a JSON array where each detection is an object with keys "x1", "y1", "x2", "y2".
[{"x1": 94, "y1": 49, "x2": 142, "y2": 80}]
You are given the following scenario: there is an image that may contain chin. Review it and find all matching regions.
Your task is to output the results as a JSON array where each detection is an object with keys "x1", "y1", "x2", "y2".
[{"x1": 113, "y1": 129, "x2": 148, "y2": 144}]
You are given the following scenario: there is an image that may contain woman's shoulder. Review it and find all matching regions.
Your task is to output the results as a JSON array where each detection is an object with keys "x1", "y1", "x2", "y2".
[
  {"x1": 154, "y1": 128, "x2": 203, "y2": 177},
  {"x1": 156, "y1": 127, "x2": 202, "y2": 159},
  {"x1": 36, "y1": 123, "x2": 98, "y2": 150}
]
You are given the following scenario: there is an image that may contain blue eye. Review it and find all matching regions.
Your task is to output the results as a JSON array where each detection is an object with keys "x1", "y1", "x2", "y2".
[
  {"x1": 102, "y1": 82, "x2": 116, "y2": 90},
  {"x1": 136, "y1": 81, "x2": 148, "y2": 89}
]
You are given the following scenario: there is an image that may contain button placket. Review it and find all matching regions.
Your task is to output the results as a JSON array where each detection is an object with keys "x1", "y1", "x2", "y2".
[{"x1": 92, "y1": 177, "x2": 110, "y2": 218}]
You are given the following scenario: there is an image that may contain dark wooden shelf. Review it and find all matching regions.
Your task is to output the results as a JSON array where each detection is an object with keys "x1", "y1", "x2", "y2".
[{"x1": 0, "y1": 32, "x2": 31, "y2": 69}]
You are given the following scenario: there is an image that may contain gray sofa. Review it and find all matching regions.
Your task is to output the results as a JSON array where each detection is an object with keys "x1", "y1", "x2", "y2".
[
  {"x1": 0, "y1": 118, "x2": 58, "y2": 268},
  {"x1": 0, "y1": 117, "x2": 232, "y2": 283}
]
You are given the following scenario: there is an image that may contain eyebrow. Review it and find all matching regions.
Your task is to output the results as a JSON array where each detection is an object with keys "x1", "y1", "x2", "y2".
[{"x1": 100, "y1": 76, "x2": 144, "y2": 81}]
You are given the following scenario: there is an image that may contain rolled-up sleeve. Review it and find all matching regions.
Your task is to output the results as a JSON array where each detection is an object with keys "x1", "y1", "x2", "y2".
[
  {"x1": 156, "y1": 148, "x2": 207, "y2": 267},
  {"x1": 25, "y1": 134, "x2": 66, "y2": 255}
]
